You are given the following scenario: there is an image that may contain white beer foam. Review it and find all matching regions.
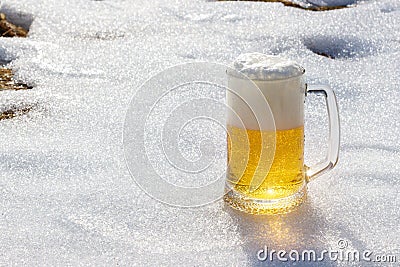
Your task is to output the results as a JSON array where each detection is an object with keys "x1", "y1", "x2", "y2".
[
  {"x1": 229, "y1": 53, "x2": 304, "y2": 81},
  {"x1": 227, "y1": 54, "x2": 305, "y2": 131}
]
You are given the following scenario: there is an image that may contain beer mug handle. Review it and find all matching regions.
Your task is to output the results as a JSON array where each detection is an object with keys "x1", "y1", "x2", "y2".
[{"x1": 305, "y1": 84, "x2": 340, "y2": 182}]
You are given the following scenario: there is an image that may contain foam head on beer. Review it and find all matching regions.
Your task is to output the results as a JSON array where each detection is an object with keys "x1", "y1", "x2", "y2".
[
  {"x1": 227, "y1": 52, "x2": 305, "y2": 131},
  {"x1": 231, "y1": 52, "x2": 304, "y2": 81}
]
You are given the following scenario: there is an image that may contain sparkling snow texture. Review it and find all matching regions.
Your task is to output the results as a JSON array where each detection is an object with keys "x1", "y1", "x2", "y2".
[{"x1": 0, "y1": 0, "x2": 399, "y2": 266}]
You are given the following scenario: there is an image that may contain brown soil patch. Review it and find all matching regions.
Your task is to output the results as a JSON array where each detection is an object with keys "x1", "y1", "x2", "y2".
[
  {"x1": 0, "y1": 12, "x2": 31, "y2": 120},
  {"x1": 0, "y1": 68, "x2": 32, "y2": 91},
  {"x1": 0, "y1": 13, "x2": 28, "y2": 37},
  {"x1": 0, "y1": 104, "x2": 32, "y2": 120}
]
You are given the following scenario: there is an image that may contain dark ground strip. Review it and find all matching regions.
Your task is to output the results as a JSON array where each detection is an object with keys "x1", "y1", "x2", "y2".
[
  {"x1": 218, "y1": 0, "x2": 350, "y2": 11},
  {"x1": 0, "y1": 68, "x2": 32, "y2": 120},
  {"x1": 0, "y1": 13, "x2": 28, "y2": 37},
  {"x1": 0, "y1": 12, "x2": 31, "y2": 120},
  {"x1": 310, "y1": 51, "x2": 335, "y2": 58},
  {"x1": 0, "y1": 12, "x2": 30, "y2": 92},
  {"x1": 0, "y1": 68, "x2": 32, "y2": 91},
  {"x1": 0, "y1": 105, "x2": 32, "y2": 120}
]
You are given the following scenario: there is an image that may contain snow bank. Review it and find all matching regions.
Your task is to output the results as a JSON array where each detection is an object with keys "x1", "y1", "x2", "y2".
[{"x1": 0, "y1": 0, "x2": 399, "y2": 265}]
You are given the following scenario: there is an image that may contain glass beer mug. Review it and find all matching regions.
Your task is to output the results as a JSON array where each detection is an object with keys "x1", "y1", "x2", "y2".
[{"x1": 224, "y1": 53, "x2": 340, "y2": 214}]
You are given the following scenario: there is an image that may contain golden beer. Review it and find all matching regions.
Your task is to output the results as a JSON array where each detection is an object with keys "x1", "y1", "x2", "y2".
[{"x1": 226, "y1": 125, "x2": 305, "y2": 200}]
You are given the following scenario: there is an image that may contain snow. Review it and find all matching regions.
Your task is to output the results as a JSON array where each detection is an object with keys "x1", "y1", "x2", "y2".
[{"x1": 0, "y1": 0, "x2": 399, "y2": 265}]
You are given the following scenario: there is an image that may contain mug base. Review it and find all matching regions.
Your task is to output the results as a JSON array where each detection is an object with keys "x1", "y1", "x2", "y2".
[{"x1": 223, "y1": 183, "x2": 307, "y2": 215}]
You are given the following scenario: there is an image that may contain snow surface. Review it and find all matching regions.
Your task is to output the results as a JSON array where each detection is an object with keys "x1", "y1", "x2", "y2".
[{"x1": 0, "y1": 0, "x2": 399, "y2": 266}]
